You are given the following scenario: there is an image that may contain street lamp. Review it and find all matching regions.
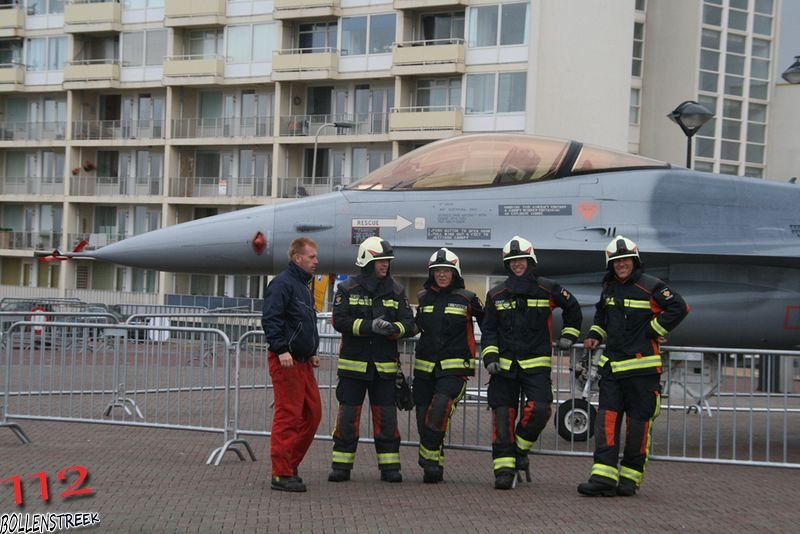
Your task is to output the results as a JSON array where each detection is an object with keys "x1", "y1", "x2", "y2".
[
  {"x1": 782, "y1": 55, "x2": 800, "y2": 84},
  {"x1": 312, "y1": 121, "x2": 355, "y2": 194},
  {"x1": 667, "y1": 100, "x2": 715, "y2": 168}
]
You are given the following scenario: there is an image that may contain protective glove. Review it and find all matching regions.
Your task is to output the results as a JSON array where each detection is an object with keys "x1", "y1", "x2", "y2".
[
  {"x1": 371, "y1": 318, "x2": 395, "y2": 336},
  {"x1": 486, "y1": 362, "x2": 501, "y2": 375},
  {"x1": 557, "y1": 337, "x2": 574, "y2": 351}
]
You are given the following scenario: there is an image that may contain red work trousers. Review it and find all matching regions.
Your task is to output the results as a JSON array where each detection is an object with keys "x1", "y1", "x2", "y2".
[{"x1": 268, "y1": 351, "x2": 322, "y2": 477}]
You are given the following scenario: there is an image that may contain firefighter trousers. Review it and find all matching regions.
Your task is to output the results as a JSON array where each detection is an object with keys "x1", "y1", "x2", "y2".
[
  {"x1": 267, "y1": 352, "x2": 322, "y2": 477},
  {"x1": 331, "y1": 374, "x2": 401, "y2": 472},
  {"x1": 413, "y1": 375, "x2": 467, "y2": 469},
  {"x1": 589, "y1": 373, "x2": 661, "y2": 488},
  {"x1": 487, "y1": 372, "x2": 552, "y2": 474}
]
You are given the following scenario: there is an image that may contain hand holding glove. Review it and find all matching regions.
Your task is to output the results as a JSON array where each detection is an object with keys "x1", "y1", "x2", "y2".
[
  {"x1": 557, "y1": 337, "x2": 574, "y2": 351},
  {"x1": 371, "y1": 318, "x2": 396, "y2": 336},
  {"x1": 486, "y1": 362, "x2": 501, "y2": 375}
]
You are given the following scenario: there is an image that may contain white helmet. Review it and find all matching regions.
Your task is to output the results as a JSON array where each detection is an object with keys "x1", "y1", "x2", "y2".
[
  {"x1": 502, "y1": 236, "x2": 537, "y2": 264},
  {"x1": 428, "y1": 248, "x2": 462, "y2": 276},
  {"x1": 605, "y1": 235, "x2": 640, "y2": 266},
  {"x1": 355, "y1": 236, "x2": 394, "y2": 267}
]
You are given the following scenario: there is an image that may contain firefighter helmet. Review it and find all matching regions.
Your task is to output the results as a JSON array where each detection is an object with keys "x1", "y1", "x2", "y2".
[
  {"x1": 355, "y1": 236, "x2": 394, "y2": 267},
  {"x1": 502, "y1": 236, "x2": 537, "y2": 264},
  {"x1": 605, "y1": 235, "x2": 640, "y2": 266},
  {"x1": 427, "y1": 248, "x2": 461, "y2": 276}
]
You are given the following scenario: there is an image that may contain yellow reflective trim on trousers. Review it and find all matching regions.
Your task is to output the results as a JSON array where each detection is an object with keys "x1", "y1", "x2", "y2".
[
  {"x1": 590, "y1": 325, "x2": 607, "y2": 340},
  {"x1": 349, "y1": 296, "x2": 372, "y2": 306},
  {"x1": 481, "y1": 345, "x2": 499, "y2": 357},
  {"x1": 591, "y1": 463, "x2": 619, "y2": 482},
  {"x1": 393, "y1": 321, "x2": 406, "y2": 336},
  {"x1": 561, "y1": 327, "x2": 580, "y2": 338},
  {"x1": 610, "y1": 354, "x2": 662, "y2": 373},
  {"x1": 518, "y1": 355, "x2": 551, "y2": 369},
  {"x1": 375, "y1": 361, "x2": 399, "y2": 374},
  {"x1": 382, "y1": 299, "x2": 399, "y2": 309},
  {"x1": 421, "y1": 305, "x2": 434, "y2": 313},
  {"x1": 419, "y1": 444, "x2": 440, "y2": 462},
  {"x1": 493, "y1": 457, "x2": 516, "y2": 471},
  {"x1": 650, "y1": 317, "x2": 668, "y2": 336},
  {"x1": 352, "y1": 318, "x2": 363, "y2": 336},
  {"x1": 515, "y1": 433, "x2": 535, "y2": 452},
  {"x1": 377, "y1": 452, "x2": 400, "y2": 465},
  {"x1": 415, "y1": 359, "x2": 435, "y2": 373},
  {"x1": 527, "y1": 299, "x2": 550, "y2": 307},
  {"x1": 619, "y1": 465, "x2": 643, "y2": 484},
  {"x1": 444, "y1": 306, "x2": 467, "y2": 315},
  {"x1": 332, "y1": 451, "x2": 355, "y2": 464},
  {"x1": 441, "y1": 358, "x2": 474, "y2": 370},
  {"x1": 624, "y1": 299, "x2": 651, "y2": 309},
  {"x1": 338, "y1": 358, "x2": 368, "y2": 373},
  {"x1": 499, "y1": 358, "x2": 513, "y2": 371}
]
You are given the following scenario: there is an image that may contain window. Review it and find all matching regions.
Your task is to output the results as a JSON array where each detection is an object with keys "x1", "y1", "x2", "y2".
[
  {"x1": 189, "y1": 30, "x2": 223, "y2": 57},
  {"x1": 465, "y1": 72, "x2": 526, "y2": 114},
  {"x1": 469, "y1": 3, "x2": 528, "y2": 48},
  {"x1": 465, "y1": 73, "x2": 494, "y2": 113},
  {"x1": 629, "y1": 88, "x2": 640, "y2": 125},
  {"x1": 420, "y1": 12, "x2": 464, "y2": 42},
  {"x1": 227, "y1": 23, "x2": 276, "y2": 63},
  {"x1": 341, "y1": 17, "x2": 367, "y2": 56},
  {"x1": 497, "y1": 72, "x2": 526, "y2": 112},
  {"x1": 145, "y1": 31, "x2": 166, "y2": 66},
  {"x1": 632, "y1": 22, "x2": 644, "y2": 76},
  {"x1": 702, "y1": 3, "x2": 722, "y2": 26},
  {"x1": 340, "y1": 14, "x2": 395, "y2": 56},
  {"x1": 369, "y1": 14, "x2": 395, "y2": 54},
  {"x1": 122, "y1": 33, "x2": 144, "y2": 67},
  {"x1": 415, "y1": 79, "x2": 461, "y2": 109},
  {"x1": 0, "y1": 40, "x2": 21, "y2": 65},
  {"x1": 299, "y1": 22, "x2": 337, "y2": 51}
]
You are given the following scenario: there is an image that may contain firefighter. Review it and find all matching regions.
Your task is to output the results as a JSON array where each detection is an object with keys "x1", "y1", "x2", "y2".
[
  {"x1": 577, "y1": 236, "x2": 689, "y2": 497},
  {"x1": 413, "y1": 248, "x2": 484, "y2": 483},
  {"x1": 328, "y1": 236, "x2": 415, "y2": 483},
  {"x1": 481, "y1": 236, "x2": 583, "y2": 490}
]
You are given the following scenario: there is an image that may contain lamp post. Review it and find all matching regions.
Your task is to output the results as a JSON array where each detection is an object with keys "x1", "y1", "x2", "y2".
[
  {"x1": 312, "y1": 121, "x2": 355, "y2": 194},
  {"x1": 782, "y1": 55, "x2": 800, "y2": 84},
  {"x1": 667, "y1": 100, "x2": 714, "y2": 168}
]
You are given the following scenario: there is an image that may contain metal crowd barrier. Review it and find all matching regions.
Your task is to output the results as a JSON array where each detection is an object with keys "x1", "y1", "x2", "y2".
[{"x1": 2, "y1": 314, "x2": 798, "y2": 470}]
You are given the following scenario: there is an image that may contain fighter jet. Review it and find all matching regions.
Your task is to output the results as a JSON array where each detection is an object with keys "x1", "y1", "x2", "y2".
[{"x1": 39, "y1": 133, "x2": 800, "y2": 349}]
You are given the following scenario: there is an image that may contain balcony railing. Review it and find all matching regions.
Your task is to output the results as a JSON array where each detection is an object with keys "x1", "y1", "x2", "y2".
[
  {"x1": 0, "y1": 122, "x2": 67, "y2": 141},
  {"x1": 273, "y1": 0, "x2": 340, "y2": 20},
  {"x1": 389, "y1": 105, "x2": 463, "y2": 131},
  {"x1": 279, "y1": 114, "x2": 388, "y2": 137},
  {"x1": 0, "y1": 231, "x2": 62, "y2": 251},
  {"x1": 392, "y1": 38, "x2": 465, "y2": 74},
  {"x1": 0, "y1": 61, "x2": 23, "y2": 86},
  {"x1": 171, "y1": 117, "x2": 273, "y2": 138},
  {"x1": 63, "y1": 59, "x2": 121, "y2": 84},
  {"x1": 72, "y1": 120, "x2": 165, "y2": 140},
  {"x1": 272, "y1": 48, "x2": 338, "y2": 78},
  {"x1": 70, "y1": 176, "x2": 163, "y2": 197},
  {"x1": 277, "y1": 176, "x2": 351, "y2": 198},
  {"x1": 163, "y1": 54, "x2": 224, "y2": 82},
  {"x1": 165, "y1": 0, "x2": 226, "y2": 26},
  {"x1": 64, "y1": 0, "x2": 122, "y2": 33},
  {"x1": 0, "y1": 5, "x2": 24, "y2": 34},
  {"x1": 169, "y1": 176, "x2": 271, "y2": 198},
  {"x1": 67, "y1": 232, "x2": 128, "y2": 250},
  {"x1": 0, "y1": 176, "x2": 64, "y2": 195}
]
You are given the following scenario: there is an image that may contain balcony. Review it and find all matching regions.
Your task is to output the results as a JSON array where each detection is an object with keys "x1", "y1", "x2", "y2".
[
  {"x1": 272, "y1": 49, "x2": 338, "y2": 81},
  {"x1": 277, "y1": 176, "x2": 349, "y2": 198},
  {"x1": 391, "y1": 39, "x2": 465, "y2": 76},
  {"x1": 169, "y1": 176, "x2": 271, "y2": 198},
  {"x1": 165, "y1": 0, "x2": 226, "y2": 27},
  {"x1": 389, "y1": 106, "x2": 463, "y2": 140},
  {"x1": 0, "y1": 5, "x2": 24, "y2": 37},
  {"x1": 163, "y1": 55, "x2": 224, "y2": 85},
  {"x1": 273, "y1": 0, "x2": 340, "y2": 20},
  {"x1": 67, "y1": 232, "x2": 128, "y2": 251},
  {"x1": 278, "y1": 113, "x2": 387, "y2": 137},
  {"x1": 70, "y1": 176, "x2": 163, "y2": 197},
  {"x1": 0, "y1": 176, "x2": 64, "y2": 195},
  {"x1": 0, "y1": 231, "x2": 62, "y2": 251},
  {"x1": 72, "y1": 120, "x2": 165, "y2": 141},
  {"x1": 64, "y1": 0, "x2": 122, "y2": 33},
  {"x1": 394, "y1": 0, "x2": 466, "y2": 9},
  {"x1": 0, "y1": 122, "x2": 67, "y2": 141},
  {"x1": 171, "y1": 117, "x2": 273, "y2": 139},
  {"x1": 0, "y1": 62, "x2": 23, "y2": 90},
  {"x1": 63, "y1": 60, "x2": 120, "y2": 89}
]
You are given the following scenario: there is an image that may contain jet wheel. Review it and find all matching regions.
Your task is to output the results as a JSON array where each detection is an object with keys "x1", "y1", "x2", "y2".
[{"x1": 555, "y1": 398, "x2": 596, "y2": 442}]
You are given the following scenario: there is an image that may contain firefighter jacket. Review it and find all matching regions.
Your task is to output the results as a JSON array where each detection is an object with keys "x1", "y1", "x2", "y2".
[
  {"x1": 332, "y1": 273, "x2": 415, "y2": 380},
  {"x1": 414, "y1": 278, "x2": 484, "y2": 379},
  {"x1": 481, "y1": 273, "x2": 583, "y2": 376},
  {"x1": 261, "y1": 262, "x2": 319, "y2": 362},
  {"x1": 585, "y1": 269, "x2": 689, "y2": 378}
]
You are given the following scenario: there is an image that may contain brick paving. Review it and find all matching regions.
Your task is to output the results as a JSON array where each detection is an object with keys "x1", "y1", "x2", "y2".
[{"x1": 2, "y1": 420, "x2": 798, "y2": 533}]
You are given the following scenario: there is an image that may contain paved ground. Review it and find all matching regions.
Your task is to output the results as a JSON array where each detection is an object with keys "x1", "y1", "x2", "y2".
[{"x1": 1, "y1": 420, "x2": 798, "y2": 533}]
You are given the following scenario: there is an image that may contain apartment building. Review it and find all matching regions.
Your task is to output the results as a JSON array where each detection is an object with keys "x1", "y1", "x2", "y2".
[{"x1": 0, "y1": 0, "x2": 794, "y2": 305}]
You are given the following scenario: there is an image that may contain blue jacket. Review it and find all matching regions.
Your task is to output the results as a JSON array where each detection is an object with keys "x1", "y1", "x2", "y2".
[{"x1": 261, "y1": 262, "x2": 319, "y2": 361}]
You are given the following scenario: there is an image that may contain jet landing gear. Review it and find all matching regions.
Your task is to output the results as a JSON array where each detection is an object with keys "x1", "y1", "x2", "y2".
[{"x1": 555, "y1": 348, "x2": 600, "y2": 441}]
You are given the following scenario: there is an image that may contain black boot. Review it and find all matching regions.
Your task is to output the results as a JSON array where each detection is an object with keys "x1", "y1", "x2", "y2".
[
  {"x1": 423, "y1": 465, "x2": 443, "y2": 484},
  {"x1": 494, "y1": 470, "x2": 515, "y2": 490},
  {"x1": 380, "y1": 469, "x2": 403, "y2": 483},
  {"x1": 577, "y1": 478, "x2": 617, "y2": 497},
  {"x1": 617, "y1": 477, "x2": 638, "y2": 497},
  {"x1": 327, "y1": 469, "x2": 351, "y2": 482},
  {"x1": 271, "y1": 475, "x2": 307, "y2": 493}
]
